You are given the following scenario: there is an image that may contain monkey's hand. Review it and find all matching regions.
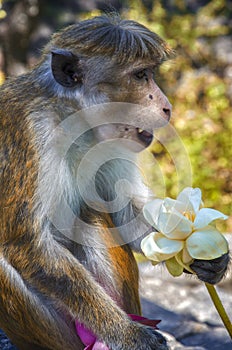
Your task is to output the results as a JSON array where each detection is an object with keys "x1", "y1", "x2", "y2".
[
  {"x1": 116, "y1": 323, "x2": 168, "y2": 350},
  {"x1": 189, "y1": 252, "x2": 230, "y2": 284}
]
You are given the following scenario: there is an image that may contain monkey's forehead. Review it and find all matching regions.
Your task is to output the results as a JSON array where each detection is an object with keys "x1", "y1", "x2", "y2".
[{"x1": 46, "y1": 15, "x2": 174, "y2": 65}]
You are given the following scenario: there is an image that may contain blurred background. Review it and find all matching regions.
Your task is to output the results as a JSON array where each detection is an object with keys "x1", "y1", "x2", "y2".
[{"x1": 0, "y1": 0, "x2": 231, "y2": 232}]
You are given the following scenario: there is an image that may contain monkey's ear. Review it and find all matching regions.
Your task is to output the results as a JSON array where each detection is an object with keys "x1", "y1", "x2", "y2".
[{"x1": 51, "y1": 49, "x2": 83, "y2": 87}]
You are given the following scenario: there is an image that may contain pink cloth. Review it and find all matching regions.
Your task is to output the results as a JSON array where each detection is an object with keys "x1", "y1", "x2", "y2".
[{"x1": 75, "y1": 314, "x2": 160, "y2": 350}]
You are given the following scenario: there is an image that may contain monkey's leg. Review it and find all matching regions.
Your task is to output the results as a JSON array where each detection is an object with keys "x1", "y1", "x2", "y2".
[
  {"x1": 10, "y1": 239, "x2": 166, "y2": 350},
  {"x1": 0, "y1": 253, "x2": 84, "y2": 350}
]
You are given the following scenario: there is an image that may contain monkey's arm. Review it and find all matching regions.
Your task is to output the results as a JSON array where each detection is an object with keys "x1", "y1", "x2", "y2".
[{"x1": 189, "y1": 253, "x2": 230, "y2": 284}]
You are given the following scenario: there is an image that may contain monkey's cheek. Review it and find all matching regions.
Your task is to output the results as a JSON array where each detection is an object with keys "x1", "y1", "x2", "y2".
[{"x1": 93, "y1": 125, "x2": 117, "y2": 142}]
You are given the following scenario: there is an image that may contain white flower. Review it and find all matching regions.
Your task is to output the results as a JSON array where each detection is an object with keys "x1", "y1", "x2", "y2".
[{"x1": 141, "y1": 187, "x2": 229, "y2": 276}]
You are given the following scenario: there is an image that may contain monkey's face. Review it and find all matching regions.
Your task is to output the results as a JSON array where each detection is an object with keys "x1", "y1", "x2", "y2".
[
  {"x1": 82, "y1": 59, "x2": 172, "y2": 151},
  {"x1": 51, "y1": 52, "x2": 171, "y2": 151}
]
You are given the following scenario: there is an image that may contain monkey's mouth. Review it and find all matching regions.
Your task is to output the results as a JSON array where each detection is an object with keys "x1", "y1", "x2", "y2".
[
  {"x1": 93, "y1": 124, "x2": 154, "y2": 150},
  {"x1": 136, "y1": 128, "x2": 153, "y2": 148}
]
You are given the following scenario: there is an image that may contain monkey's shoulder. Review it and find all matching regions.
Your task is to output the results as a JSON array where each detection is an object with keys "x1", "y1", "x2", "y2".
[{"x1": 0, "y1": 72, "x2": 78, "y2": 124}]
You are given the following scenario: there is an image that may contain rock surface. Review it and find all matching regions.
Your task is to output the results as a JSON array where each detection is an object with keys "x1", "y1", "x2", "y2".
[
  {"x1": 0, "y1": 331, "x2": 16, "y2": 350},
  {"x1": 139, "y1": 257, "x2": 232, "y2": 349}
]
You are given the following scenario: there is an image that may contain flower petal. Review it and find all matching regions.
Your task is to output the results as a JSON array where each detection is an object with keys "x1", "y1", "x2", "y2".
[
  {"x1": 182, "y1": 247, "x2": 194, "y2": 264},
  {"x1": 76, "y1": 322, "x2": 96, "y2": 346},
  {"x1": 157, "y1": 212, "x2": 192, "y2": 239},
  {"x1": 129, "y1": 314, "x2": 160, "y2": 329},
  {"x1": 92, "y1": 341, "x2": 109, "y2": 350},
  {"x1": 186, "y1": 226, "x2": 229, "y2": 260},
  {"x1": 194, "y1": 208, "x2": 228, "y2": 229},
  {"x1": 165, "y1": 257, "x2": 184, "y2": 277},
  {"x1": 162, "y1": 197, "x2": 187, "y2": 213},
  {"x1": 142, "y1": 199, "x2": 163, "y2": 228},
  {"x1": 177, "y1": 187, "x2": 202, "y2": 214},
  {"x1": 141, "y1": 232, "x2": 184, "y2": 262}
]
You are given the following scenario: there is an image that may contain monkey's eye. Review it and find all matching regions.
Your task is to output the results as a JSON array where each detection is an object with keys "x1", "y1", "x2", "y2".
[{"x1": 134, "y1": 69, "x2": 148, "y2": 81}]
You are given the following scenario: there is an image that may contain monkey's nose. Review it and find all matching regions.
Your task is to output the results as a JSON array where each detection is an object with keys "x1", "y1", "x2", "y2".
[{"x1": 163, "y1": 107, "x2": 171, "y2": 121}]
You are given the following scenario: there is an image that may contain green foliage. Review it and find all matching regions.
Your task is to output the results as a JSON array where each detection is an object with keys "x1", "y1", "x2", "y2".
[{"x1": 126, "y1": 0, "x2": 232, "y2": 231}]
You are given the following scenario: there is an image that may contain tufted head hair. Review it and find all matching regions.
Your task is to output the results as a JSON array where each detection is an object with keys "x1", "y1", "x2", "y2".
[{"x1": 46, "y1": 13, "x2": 173, "y2": 65}]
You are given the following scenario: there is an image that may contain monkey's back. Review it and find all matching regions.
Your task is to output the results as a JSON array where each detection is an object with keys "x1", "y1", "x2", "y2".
[{"x1": 0, "y1": 75, "x2": 39, "y2": 242}]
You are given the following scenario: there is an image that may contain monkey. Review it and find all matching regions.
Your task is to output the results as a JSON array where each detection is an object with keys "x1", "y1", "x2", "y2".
[{"x1": 0, "y1": 14, "x2": 229, "y2": 350}]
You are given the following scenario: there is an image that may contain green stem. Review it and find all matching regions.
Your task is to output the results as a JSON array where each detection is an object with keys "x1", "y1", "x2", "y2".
[
  {"x1": 175, "y1": 253, "x2": 232, "y2": 338},
  {"x1": 205, "y1": 283, "x2": 232, "y2": 339}
]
